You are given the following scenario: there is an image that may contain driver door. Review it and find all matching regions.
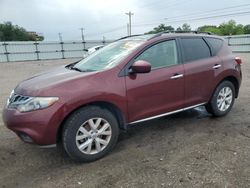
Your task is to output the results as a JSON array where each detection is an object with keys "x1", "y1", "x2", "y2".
[{"x1": 125, "y1": 39, "x2": 185, "y2": 123}]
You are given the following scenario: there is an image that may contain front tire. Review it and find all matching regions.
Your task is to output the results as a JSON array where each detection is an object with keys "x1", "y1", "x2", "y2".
[
  {"x1": 62, "y1": 106, "x2": 119, "y2": 162},
  {"x1": 206, "y1": 81, "x2": 235, "y2": 117}
]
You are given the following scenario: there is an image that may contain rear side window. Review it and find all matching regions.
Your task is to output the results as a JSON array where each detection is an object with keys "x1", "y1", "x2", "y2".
[
  {"x1": 181, "y1": 38, "x2": 211, "y2": 62},
  {"x1": 205, "y1": 37, "x2": 223, "y2": 55}
]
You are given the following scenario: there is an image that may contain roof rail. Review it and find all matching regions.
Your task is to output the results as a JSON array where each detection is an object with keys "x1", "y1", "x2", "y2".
[
  {"x1": 149, "y1": 30, "x2": 213, "y2": 40},
  {"x1": 115, "y1": 34, "x2": 144, "y2": 41}
]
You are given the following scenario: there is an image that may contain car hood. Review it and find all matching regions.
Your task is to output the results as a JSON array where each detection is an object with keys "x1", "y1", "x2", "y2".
[{"x1": 15, "y1": 66, "x2": 97, "y2": 96}]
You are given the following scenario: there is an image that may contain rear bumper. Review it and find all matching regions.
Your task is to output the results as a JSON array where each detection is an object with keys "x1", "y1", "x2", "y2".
[{"x1": 2, "y1": 102, "x2": 64, "y2": 145}]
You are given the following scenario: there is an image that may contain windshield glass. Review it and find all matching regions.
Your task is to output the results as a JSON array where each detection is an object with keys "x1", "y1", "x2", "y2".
[{"x1": 74, "y1": 40, "x2": 144, "y2": 72}]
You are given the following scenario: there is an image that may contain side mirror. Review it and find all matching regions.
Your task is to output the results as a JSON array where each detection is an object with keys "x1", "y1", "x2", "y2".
[{"x1": 130, "y1": 60, "x2": 151, "y2": 74}]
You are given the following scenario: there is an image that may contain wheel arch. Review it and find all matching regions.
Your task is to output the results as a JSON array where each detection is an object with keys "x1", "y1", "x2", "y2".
[
  {"x1": 211, "y1": 75, "x2": 240, "y2": 100},
  {"x1": 56, "y1": 101, "x2": 127, "y2": 144},
  {"x1": 221, "y1": 76, "x2": 239, "y2": 98}
]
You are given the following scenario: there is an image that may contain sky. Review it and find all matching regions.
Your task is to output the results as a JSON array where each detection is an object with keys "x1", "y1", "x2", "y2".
[{"x1": 0, "y1": 0, "x2": 250, "y2": 41}]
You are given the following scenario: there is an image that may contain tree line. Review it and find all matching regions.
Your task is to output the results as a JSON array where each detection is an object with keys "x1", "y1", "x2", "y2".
[
  {"x1": 1, "y1": 20, "x2": 250, "y2": 41},
  {"x1": 0, "y1": 22, "x2": 44, "y2": 41},
  {"x1": 146, "y1": 20, "x2": 250, "y2": 35}
]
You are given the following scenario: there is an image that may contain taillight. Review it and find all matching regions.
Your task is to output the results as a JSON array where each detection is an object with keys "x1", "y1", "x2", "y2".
[{"x1": 235, "y1": 57, "x2": 242, "y2": 65}]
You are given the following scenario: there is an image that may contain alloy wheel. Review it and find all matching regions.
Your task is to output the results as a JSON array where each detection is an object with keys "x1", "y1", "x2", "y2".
[
  {"x1": 75, "y1": 118, "x2": 112, "y2": 155},
  {"x1": 217, "y1": 86, "x2": 233, "y2": 112}
]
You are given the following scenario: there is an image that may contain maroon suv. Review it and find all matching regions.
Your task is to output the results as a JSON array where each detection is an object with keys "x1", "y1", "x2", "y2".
[{"x1": 3, "y1": 32, "x2": 242, "y2": 162}]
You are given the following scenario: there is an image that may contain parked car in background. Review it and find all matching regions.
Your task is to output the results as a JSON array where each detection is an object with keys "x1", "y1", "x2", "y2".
[
  {"x1": 83, "y1": 45, "x2": 104, "y2": 58},
  {"x1": 87, "y1": 45, "x2": 104, "y2": 54},
  {"x1": 3, "y1": 32, "x2": 242, "y2": 162}
]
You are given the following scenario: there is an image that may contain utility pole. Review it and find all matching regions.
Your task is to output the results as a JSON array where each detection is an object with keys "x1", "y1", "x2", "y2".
[
  {"x1": 125, "y1": 11, "x2": 134, "y2": 36},
  {"x1": 58, "y1": 32, "x2": 63, "y2": 42},
  {"x1": 58, "y1": 32, "x2": 64, "y2": 59},
  {"x1": 127, "y1": 23, "x2": 130, "y2": 36},
  {"x1": 102, "y1": 36, "x2": 106, "y2": 45},
  {"x1": 80, "y1": 28, "x2": 86, "y2": 50},
  {"x1": 164, "y1": 18, "x2": 168, "y2": 26},
  {"x1": 80, "y1": 28, "x2": 85, "y2": 41}
]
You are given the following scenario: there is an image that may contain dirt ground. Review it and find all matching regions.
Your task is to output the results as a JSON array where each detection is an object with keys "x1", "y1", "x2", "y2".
[{"x1": 0, "y1": 54, "x2": 250, "y2": 188}]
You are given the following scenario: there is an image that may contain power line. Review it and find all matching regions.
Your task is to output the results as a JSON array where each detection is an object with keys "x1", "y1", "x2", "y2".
[
  {"x1": 86, "y1": 25, "x2": 126, "y2": 37},
  {"x1": 86, "y1": 0, "x2": 189, "y2": 29},
  {"x1": 165, "y1": 3, "x2": 250, "y2": 21},
  {"x1": 137, "y1": 0, "x2": 163, "y2": 8},
  {"x1": 84, "y1": 3, "x2": 250, "y2": 38},
  {"x1": 134, "y1": 11, "x2": 250, "y2": 27},
  {"x1": 151, "y1": 0, "x2": 191, "y2": 11},
  {"x1": 85, "y1": 10, "x2": 250, "y2": 38},
  {"x1": 137, "y1": 0, "x2": 177, "y2": 8},
  {"x1": 171, "y1": 11, "x2": 250, "y2": 23},
  {"x1": 134, "y1": 3, "x2": 250, "y2": 26}
]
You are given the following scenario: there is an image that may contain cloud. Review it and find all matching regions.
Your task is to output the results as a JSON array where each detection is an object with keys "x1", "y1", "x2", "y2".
[{"x1": 0, "y1": 0, "x2": 250, "y2": 40}]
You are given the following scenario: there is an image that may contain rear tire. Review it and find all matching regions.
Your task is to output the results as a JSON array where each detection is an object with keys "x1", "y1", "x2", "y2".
[
  {"x1": 62, "y1": 106, "x2": 119, "y2": 162},
  {"x1": 205, "y1": 81, "x2": 235, "y2": 117}
]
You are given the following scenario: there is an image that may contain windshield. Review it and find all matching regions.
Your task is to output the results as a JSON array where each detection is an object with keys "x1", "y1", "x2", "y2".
[{"x1": 74, "y1": 40, "x2": 144, "y2": 72}]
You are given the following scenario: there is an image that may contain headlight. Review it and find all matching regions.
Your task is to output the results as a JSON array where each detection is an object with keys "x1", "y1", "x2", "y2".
[
  {"x1": 7, "y1": 90, "x2": 14, "y2": 106},
  {"x1": 8, "y1": 95, "x2": 59, "y2": 112}
]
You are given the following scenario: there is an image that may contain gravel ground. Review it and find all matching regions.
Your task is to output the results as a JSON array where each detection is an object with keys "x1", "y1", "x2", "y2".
[{"x1": 0, "y1": 54, "x2": 250, "y2": 188}]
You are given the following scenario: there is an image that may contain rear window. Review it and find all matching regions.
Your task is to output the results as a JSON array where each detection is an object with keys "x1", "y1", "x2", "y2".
[
  {"x1": 181, "y1": 38, "x2": 211, "y2": 62},
  {"x1": 205, "y1": 37, "x2": 223, "y2": 55}
]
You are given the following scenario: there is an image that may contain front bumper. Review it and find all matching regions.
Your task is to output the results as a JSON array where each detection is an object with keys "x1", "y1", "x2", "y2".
[{"x1": 2, "y1": 102, "x2": 64, "y2": 145}]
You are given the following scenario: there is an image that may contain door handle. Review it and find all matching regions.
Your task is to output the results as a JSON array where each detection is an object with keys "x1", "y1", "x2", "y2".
[
  {"x1": 170, "y1": 74, "x2": 184, "y2": 79},
  {"x1": 213, "y1": 64, "x2": 221, "y2": 69}
]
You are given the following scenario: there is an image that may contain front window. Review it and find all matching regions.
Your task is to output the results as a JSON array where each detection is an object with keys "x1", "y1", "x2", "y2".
[
  {"x1": 135, "y1": 40, "x2": 178, "y2": 69},
  {"x1": 74, "y1": 40, "x2": 144, "y2": 72}
]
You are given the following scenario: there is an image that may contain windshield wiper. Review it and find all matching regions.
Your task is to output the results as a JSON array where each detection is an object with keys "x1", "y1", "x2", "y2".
[
  {"x1": 66, "y1": 63, "x2": 95, "y2": 72},
  {"x1": 81, "y1": 69, "x2": 95, "y2": 72},
  {"x1": 70, "y1": 66, "x2": 83, "y2": 72},
  {"x1": 65, "y1": 64, "x2": 82, "y2": 72}
]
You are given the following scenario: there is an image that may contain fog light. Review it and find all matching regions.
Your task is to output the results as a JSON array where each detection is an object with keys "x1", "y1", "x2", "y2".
[{"x1": 17, "y1": 132, "x2": 33, "y2": 143}]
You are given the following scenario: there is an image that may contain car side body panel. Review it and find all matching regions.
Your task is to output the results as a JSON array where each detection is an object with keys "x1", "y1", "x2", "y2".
[
  {"x1": 126, "y1": 64, "x2": 185, "y2": 122},
  {"x1": 183, "y1": 56, "x2": 223, "y2": 107}
]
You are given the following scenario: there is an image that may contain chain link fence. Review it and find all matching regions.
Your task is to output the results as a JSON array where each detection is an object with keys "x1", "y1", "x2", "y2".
[
  {"x1": 0, "y1": 40, "x2": 112, "y2": 62},
  {"x1": 225, "y1": 34, "x2": 250, "y2": 53},
  {"x1": 0, "y1": 34, "x2": 249, "y2": 62}
]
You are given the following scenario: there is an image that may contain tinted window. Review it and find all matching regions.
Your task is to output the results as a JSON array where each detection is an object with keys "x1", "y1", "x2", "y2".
[
  {"x1": 181, "y1": 38, "x2": 211, "y2": 62},
  {"x1": 135, "y1": 40, "x2": 178, "y2": 69},
  {"x1": 205, "y1": 37, "x2": 223, "y2": 55}
]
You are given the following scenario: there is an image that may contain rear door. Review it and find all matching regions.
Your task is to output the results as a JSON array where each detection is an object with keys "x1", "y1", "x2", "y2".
[
  {"x1": 180, "y1": 37, "x2": 222, "y2": 107},
  {"x1": 125, "y1": 39, "x2": 185, "y2": 123}
]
